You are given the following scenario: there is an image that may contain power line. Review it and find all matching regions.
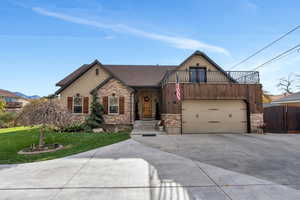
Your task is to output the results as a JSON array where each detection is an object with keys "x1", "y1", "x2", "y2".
[
  {"x1": 252, "y1": 44, "x2": 300, "y2": 71},
  {"x1": 235, "y1": 44, "x2": 300, "y2": 82},
  {"x1": 229, "y1": 25, "x2": 300, "y2": 70}
]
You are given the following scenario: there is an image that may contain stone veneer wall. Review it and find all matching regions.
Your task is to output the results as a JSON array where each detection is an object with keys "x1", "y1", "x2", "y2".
[
  {"x1": 161, "y1": 114, "x2": 182, "y2": 135},
  {"x1": 250, "y1": 113, "x2": 264, "y2": 132},
  {"x1": 97, "y1": 79, "x2": 133, "y2": 125}
]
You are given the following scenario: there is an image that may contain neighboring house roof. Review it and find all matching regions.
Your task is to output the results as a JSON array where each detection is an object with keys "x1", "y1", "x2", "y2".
[
  {"x1": 263, "y1": 103, "x2": 278, "y2": 108},
  {"x1": 272, "y1": 92, "x2": 300, "y2": 104},
  {"x1": 0, "y1": 89, "x2": 20, "y2": 98},
  {"x1": 270, "y1": 94, "x2": 291, "y2": 101}
]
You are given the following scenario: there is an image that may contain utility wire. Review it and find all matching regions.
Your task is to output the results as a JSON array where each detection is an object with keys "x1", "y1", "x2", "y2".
[
  {"x1": 235, "y1": 44, "x2": 300, "y2": 81},
  {"x1": 252, "y1": 44, "x2": 300, "y2": 71},
  {"x1": 229, "y1": 25, "x2": 300, "y2": 70}
]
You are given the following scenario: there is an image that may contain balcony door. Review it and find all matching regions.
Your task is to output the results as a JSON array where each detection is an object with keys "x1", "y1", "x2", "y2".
[{"x1": 189, "y1": 67, "x2": 207, "y2": 83}]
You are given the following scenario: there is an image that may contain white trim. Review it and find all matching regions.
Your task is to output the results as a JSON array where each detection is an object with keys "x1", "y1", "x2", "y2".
[
  {"x1": 108, "y1": 95, "x2": 119, "y2": 115},
  {"x1": 73, "y1": 95, "x2": 83, "y2": 114}
]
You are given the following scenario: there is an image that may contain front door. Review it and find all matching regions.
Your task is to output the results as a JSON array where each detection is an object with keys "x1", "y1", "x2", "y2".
[{"x1": 143, "y1": 95, "x2": 152, "y2": 118}]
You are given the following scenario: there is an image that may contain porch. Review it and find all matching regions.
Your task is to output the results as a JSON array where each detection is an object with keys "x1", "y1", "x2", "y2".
[{"x1": 134, "y1": 88, "x2": 161, "y2": 121}]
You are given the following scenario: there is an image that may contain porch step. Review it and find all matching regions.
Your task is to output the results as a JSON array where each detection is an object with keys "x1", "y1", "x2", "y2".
[
  {"x1": 131, "y1": 120, "x2": 165, "y2": 135},
  {"x1": 133, "y1": 120, "x2": 158, "y2": 128}
]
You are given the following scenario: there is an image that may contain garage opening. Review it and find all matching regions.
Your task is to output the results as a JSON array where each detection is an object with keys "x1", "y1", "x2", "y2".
[{"x1": 182, "y1": 100, "x2": 247, "y2": 133}]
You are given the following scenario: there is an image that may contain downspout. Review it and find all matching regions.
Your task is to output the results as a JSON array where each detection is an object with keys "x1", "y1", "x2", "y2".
[{"x1": 130, "y1": 91, "x2": 133, "y2": 125}]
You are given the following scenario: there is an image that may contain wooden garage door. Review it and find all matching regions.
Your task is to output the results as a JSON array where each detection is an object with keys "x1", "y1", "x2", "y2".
[{"x1": 182, "y1": 100, "x2": 247, "y2": 133}]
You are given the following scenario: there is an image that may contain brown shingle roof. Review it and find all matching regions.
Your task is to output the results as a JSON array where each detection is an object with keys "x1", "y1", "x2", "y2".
[
  {"x1": 55, "y1": 51, "x2": 228, "y2": 92},
  {"x1": 0, "y1": 89, "x2": 19, "y2": 98},
  {"x1": 56, "y1": 62, "x2": 177, "y2": 88},
  {"x1": 56, "y1": 64, "x2": 89, "y2": 86},
  {"x1": 102, "y1": 65, "x2": 177, "y2": 87}
]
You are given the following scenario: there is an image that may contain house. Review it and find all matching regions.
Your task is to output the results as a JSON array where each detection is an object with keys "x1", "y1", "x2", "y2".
[
  {"x1": 0, "y1": 89, "x2": 29, "y2": 112},
  {"x1": 271, "y1": 92, "x2": 300, "y2": 107},
  {"x1": 55, "y1": 51, "x2": 263, "y2": 134}
]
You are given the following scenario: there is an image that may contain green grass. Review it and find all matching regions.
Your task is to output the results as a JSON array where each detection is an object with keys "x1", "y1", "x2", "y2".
[
  {"x1": 0, "y1": 126, "x2": 35, "y2": 134},
  {"x1": 0, "y1": 127, "x2": 130, "y2": 164}
]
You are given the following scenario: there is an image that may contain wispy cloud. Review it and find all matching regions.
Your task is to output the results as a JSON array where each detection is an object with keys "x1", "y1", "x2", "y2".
[
  {"x1": 242, "y1": 0, "x2": 258, "y2": 12},
  {"x1": 32, "y1": 7, "x2": 230, "y2": 56},
  {"x1": 0, "y1": 34, "x2": 114, "y2": 40}
]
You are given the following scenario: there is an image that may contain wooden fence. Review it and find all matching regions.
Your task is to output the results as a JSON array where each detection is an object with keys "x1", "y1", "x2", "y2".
[{"x1": 264, "y1": 105, "x2": 300, "y2": 133}]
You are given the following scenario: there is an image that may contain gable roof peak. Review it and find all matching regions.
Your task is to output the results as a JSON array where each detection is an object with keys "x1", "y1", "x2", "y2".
[
  {"x1": 90, "y1": 59, "x2": 102, "y2": 66},
  {"x1": 193, "y1": 50, "x2": 205, "y2": 55}
]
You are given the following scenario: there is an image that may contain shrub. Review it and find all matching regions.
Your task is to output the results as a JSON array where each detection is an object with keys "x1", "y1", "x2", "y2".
[
  {"x1": 0, "y1": 112, "x2": 17, "y2": 128},
  {"x1": 59, "y1": 122, "x2": 85, "y2": 132},
  {"x1": 16, "y1": 98, "x2": 75, "y2": 149},
  {"x1": 84, "y1": 92, "x2": 104, "y2": 130}
]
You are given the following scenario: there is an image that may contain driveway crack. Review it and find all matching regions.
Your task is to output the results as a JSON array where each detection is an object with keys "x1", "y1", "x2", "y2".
[
  {"x1": 47, "y1": 149, "x2": 101, "y2": 200},
  {"x1": 193, "y1": 161, "x2": 234, "y2": 200}
]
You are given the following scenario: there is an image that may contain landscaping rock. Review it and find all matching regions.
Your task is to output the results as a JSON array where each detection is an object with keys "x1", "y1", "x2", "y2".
[{"x1": 92, "y1": 128, "x2": 104, "y2": 133}]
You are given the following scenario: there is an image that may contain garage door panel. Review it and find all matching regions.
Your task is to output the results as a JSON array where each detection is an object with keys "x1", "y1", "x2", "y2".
[{"x1": 182, "y1": 100, "x2": 247, "y2": 133}]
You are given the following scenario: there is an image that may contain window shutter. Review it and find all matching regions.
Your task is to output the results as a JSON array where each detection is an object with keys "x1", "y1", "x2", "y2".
[
  {"x1": 119, "y1": 96, "x2": 125, "y2": 114},
  {"x1": 67, "y1": 97, "x2": 73, "y2": 112},
  {"x1": 103, "y1": 96, "x2": 108, "y2": 114},
  {"x1": 83, "y1": 97, "x2": 89, "y2": 114}
]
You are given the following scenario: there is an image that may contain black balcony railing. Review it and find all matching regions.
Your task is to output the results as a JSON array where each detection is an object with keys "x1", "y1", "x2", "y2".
[{"x1": 161, "y1": 70, "x2": 259, "y2": 85}]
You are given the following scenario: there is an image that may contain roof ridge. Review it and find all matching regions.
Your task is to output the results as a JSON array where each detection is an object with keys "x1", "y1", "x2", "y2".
[{"x1": 103, "y1": 64, "x2": 178, "y2": 67}]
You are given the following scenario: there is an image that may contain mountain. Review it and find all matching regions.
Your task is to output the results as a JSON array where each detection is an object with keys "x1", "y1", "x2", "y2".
[{"x1": 13, "y1": 92, "x2": 40, "y2": 99}]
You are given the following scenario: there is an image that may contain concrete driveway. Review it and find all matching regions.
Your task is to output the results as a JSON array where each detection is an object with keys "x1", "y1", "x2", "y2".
[
  {"x1": 1, "y1": 138, "x2": 300, "y2": 200},
  {"x1": 133, "y1": 133, "x2": 300, "y2": 191}
]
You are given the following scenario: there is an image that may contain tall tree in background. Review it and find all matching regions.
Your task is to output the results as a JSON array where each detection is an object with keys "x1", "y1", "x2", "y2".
[
  {"x1": 85, "y1": 92, "x2": 104, "y2": 129},
  {"x1": 277, "y1": 74, "x2": 295, "y2": 94}
]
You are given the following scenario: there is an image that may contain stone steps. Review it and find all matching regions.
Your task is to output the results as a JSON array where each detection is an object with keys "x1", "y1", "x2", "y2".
[{"x1": 131, "y1": 120, "x2": 165, "y2": 136}]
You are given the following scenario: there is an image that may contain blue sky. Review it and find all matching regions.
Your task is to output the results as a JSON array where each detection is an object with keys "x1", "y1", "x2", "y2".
[{"x1": 1, "y1": 0, "x2": 300, "y2": 96}]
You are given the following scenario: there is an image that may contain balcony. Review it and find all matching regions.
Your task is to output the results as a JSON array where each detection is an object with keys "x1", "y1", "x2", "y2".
[{"x1": 162, "y1": 70, "x2": 260, "y2": 85}]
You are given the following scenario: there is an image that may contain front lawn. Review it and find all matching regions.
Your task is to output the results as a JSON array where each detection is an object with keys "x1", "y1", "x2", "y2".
[{"x1": 0, "y1": 127, "x2": 130, "y2": 164}]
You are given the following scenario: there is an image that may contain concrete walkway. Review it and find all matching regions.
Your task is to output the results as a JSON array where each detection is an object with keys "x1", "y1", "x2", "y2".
[{"x1": 1, "y1": 139, "x2": 300, "y2": 199}]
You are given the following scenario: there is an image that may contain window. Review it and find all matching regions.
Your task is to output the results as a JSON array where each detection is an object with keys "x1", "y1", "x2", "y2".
[
  {"x1": 189, "y1": 67, "x2": 207, "y2": 83},
  {"x1": 73, "y1": 95, "x2": 83, "y2": 113},
  {"x1": 109, "y1": 95, "x2": 119, "y2": 114},
  {"x1": 4, "y1": 97, "x2": 16, "y2": 103},
  {"x1": 95, "y1": 68, "x2": 99, "y2": 75}
]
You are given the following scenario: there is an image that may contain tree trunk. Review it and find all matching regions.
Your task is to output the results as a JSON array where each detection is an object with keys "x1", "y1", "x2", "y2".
[{"x1": 38, "y1": 126, "x2": 45, "y2": 149}]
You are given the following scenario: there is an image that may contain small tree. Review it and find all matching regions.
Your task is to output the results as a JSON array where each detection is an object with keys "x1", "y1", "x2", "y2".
[
  {"x1": 0, "y1": 99, "x2": 5, "y2": 113},
  {"x1": 277, "y1": 74, "x2": 295, "y2": 94},
  {"x1": 17, "y1": 99, "x2": 73, "y2": 149},
  {"x1": 85, "y1": 92, "x2": 104, "y2": 130}
]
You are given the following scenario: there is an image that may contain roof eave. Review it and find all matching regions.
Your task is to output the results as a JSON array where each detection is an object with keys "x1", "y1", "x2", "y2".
[{"x1": 273, "y1": 100, "x2": 300, "y2": 104}]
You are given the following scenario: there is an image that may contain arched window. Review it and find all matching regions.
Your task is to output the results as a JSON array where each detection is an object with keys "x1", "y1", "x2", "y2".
[
  {"x1": 73, "y1": 94, "x2": 83, "y2": 113},
  {"x1": 95, "y1": 68, "x2": 99, "y2": 76}
]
